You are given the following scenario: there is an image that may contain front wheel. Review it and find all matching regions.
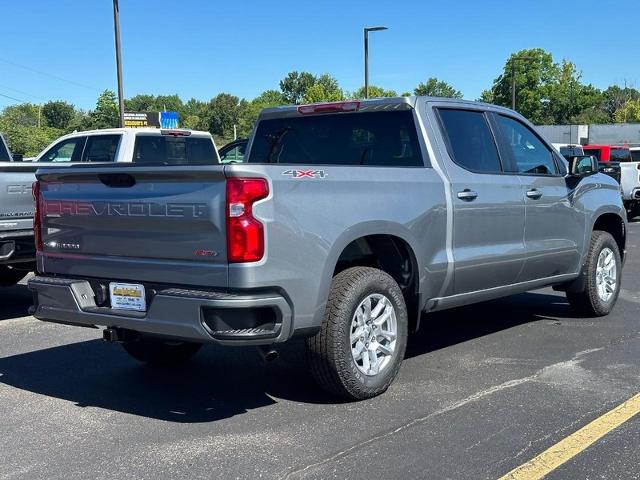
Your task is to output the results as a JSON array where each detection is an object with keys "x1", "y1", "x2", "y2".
[
  {"x1": 567, "y1": 231, "x2": 622, "y2": 317},
  {"x1": 306, "y1": 267, "x2": 408, "y2": 400},
  {"x1": 121, "y1": 337, "x2": 202, "y2": 366},
  {"x1": 0, "y1": 265, "x2": 28, "y2": 287}
]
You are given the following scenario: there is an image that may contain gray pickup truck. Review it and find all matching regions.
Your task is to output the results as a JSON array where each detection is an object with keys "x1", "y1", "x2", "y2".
[
  {"x1": 0, "y1": 134, "x2": 38, "y2": 286},
  {"x1": 28, "y1": 97, "x2": 626, "y2": 399}
]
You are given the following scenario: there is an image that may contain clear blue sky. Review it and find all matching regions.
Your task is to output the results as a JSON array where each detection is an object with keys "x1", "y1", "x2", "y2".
[{"x1": 1, "y1": 0, "x2": 638, "y2": 110}]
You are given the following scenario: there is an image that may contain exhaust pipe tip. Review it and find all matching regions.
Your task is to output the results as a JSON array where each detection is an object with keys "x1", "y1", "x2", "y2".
[{"x1": 257, "y1": 345, "x2": 279, "y2": 363}]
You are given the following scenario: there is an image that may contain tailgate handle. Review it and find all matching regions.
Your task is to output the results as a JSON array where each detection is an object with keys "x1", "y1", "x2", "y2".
[{"x1": 98, "y1": 173, "x2": 136, "y2": 188}]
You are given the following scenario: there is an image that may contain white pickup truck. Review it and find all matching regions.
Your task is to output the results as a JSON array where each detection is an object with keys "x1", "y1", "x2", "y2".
[
  {"x1": 621, "y1": 146, "x2": 640, "y2": 219},
  {"x1": 0, "y1": 128, "x2": 218, "y2": 286}
]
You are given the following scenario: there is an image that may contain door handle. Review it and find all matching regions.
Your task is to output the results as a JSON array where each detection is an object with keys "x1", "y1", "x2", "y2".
[
  {"x1": 457, "y1": 189, "x2": 478, "y2": 201},
  {"x1": 526, "y1": 188, "x2": 542, "y2": 200}
]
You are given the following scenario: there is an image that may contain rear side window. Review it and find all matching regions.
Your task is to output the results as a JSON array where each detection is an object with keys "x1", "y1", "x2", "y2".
[
  {"x1": 83, "y1": 135, "x2": 121, "y2": 162},
  {"x1": 248, "y1": 110, "x2": 423, "y2": 166},
  {"x1": 497, "y1": 115, "x2": 558, "y2": 175},
  {"x1": 632, "y1": 150, "x2": 640, "y2": 162},
  {"x1": 133, "y1": 135, "x2": 216, "y2": 165},
  {"x1": 438, "y1": 109, "x2": 502, "y2": 173}
]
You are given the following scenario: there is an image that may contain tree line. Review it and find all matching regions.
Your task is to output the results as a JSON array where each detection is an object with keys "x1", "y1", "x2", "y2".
[{"x1": 1, "y1": 48, "x2": 639, "y2": 156}]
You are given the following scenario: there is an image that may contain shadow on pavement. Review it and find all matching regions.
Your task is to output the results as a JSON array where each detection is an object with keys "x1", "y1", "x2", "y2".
[
  {"x1": 0, "y1": 291, "x2": 573, "y2": 423},
  {"x1": 0, "y1": 283, "x2": 33, "y2": 321},
  {"x1": 406, "y1": 291, "x2": 574, "y2": 359}
]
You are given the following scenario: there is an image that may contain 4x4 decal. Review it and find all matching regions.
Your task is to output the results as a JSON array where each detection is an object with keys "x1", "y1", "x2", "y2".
[{"x1": 282, "y1": 169, "x2": 327, "y2": 179}]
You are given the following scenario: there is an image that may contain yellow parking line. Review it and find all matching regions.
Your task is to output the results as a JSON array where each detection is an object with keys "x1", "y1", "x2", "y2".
[{"x1": 499, "y1": 392, "x2": 640, "y2": 480}]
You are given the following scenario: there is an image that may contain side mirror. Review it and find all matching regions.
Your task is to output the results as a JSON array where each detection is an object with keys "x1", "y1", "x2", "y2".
[
  {"x1": 12, "y1": 154, "x2": 23, "y2": 162},
  {"x1": 568, "y1": 155, "x2": 598, "y2": 176}
]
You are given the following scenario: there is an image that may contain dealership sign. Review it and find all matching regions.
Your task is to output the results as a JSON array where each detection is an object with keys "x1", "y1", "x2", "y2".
[{"x1": 124, "y1": 111, "x2": 179, "y2": 128}]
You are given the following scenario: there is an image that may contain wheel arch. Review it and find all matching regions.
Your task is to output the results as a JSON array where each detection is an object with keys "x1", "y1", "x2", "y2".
[{"x1": 315, "y1": 222, "x2": 423, "y2": 331}]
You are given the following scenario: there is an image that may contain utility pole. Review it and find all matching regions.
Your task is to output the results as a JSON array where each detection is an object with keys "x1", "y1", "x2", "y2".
[
  {"x1": 113, "y1": 0, "x2": 125, "y2": 127},
  {"x1": 510, "y1": 55, "x2": 535, "y2": 111},
  {"x1": 363, "y1": 26, "x2": 388, "y2": 99}
]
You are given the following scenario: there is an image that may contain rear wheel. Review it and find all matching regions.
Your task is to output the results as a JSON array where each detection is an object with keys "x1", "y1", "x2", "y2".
[
  {"x1": 567, "y1": 231, "x2": 622, "y2": 317},
  {"x1": 306, "y1": 267, "x2": 408, "y2": 400},
  {"x1": 121, "y1": 337, "x2": 202, "y2": 366},
  {"x1": 0, "y1": 265, "x2": 28, "y2": 287}
]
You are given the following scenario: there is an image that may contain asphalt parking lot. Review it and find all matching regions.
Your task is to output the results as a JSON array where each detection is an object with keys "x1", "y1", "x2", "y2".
[{"x1": 0, "y1": 221, "x2": 638, "y2": 480}]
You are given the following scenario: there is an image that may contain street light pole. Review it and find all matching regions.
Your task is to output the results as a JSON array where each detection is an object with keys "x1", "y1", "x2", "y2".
[
  {"x1": 113, "y1": 0, "x2": 125, "y2": 128},
  {"x1": 363, "y1": 26, "x2": 388, "y2": 99}
]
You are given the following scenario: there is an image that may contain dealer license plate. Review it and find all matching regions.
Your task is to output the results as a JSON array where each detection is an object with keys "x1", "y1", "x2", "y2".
[{"x1": 109, "y1": 283, "x2": 147, "y2": 312}]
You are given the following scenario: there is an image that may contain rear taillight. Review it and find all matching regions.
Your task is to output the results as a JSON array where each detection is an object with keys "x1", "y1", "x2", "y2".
[
  {"x1": 32, "y1": 181, "x2": 43, "y2": 251},
  {"x1": 226, "y1": 178, "x2": 269, "y2": 263}
]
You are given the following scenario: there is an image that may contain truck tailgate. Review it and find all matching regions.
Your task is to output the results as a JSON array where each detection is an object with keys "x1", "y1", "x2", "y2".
[
  {"x1": 36, "y1": 165, "x2": 228, "y2": 288},
  {"x1": 0, "y1": 163, "x2": 38, "y2": 233}
]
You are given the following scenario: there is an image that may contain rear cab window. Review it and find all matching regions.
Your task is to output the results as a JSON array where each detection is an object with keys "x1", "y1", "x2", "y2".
[
  {"x1": 610, "y1": 148, "x2": 632, "y2": 162},
  {"x1": 248, "y1": 110, "x2": 424, "y2": 167},
  {"x1": 133, "y1": 133, "x2": 217, "y2": 165}
]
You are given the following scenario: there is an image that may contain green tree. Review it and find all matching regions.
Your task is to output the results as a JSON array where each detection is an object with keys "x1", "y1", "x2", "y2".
[
  {"x1": 543, "y1": 61, "x2": 603, "y2": 124},
  {"x1": 1, "y1": 103, "x2": 40, "y2": 127},
  {"x1": 480, "y1": 48, "x2": 557, "y2": 123},
  {"x1": 41, "y1": 100, "x2": 76, "y2": 130},
  {"x1": 414, "y1": 77, "x2": 463, "y2": 98},
  {"x1": 614, "y1": 99, "x2": 640, "y2": 123},
  {"x1": 601, "y1": 85, "x2": 640, "y2": 121},
  {"x1": 88, "y1": 90, "x2": 119, "y2": 129},
  {"x1": 353, "y1": 85, "x2": 398, "y2": 98},
  {"x1": 202, "y1": 93, "x2": 243, "y2": 141},
  {"x1": 279, "y1": 71, "x2": 317, "y2": 104},
  {"x1": 237, "y1": 90, "x2": 285, "y2": 137}
]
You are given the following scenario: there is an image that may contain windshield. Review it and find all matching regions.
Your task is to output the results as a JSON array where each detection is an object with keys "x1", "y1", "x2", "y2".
[
  {"x1": 248, "y1": 110, "x2": 423, "y2": 167},
  {"x1": 133, "y1": 135, "x2": 217, "y2": 165}
]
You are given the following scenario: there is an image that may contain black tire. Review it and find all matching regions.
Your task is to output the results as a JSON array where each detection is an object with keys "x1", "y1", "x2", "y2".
[
  {"x1": 567, "y1": 231, "x2": 622, "y2": 317},
  {"x1": 121, "y1": 337, "x2": 202, "y2": 366},
  {"x1": 306, "y1": 267, "x2": 408, "y2": 400},
  {"x1": 0, "y1": 265, "x2": 28, "y2": 287}
]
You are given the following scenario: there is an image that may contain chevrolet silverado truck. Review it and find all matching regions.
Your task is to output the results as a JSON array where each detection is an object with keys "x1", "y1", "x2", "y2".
[
  {"x1": 0, "y1": 133, "x2": 39, "y2": 285},
  {"x1": 0, "y1": 128, "x2": 218, "y2": 287},
  {"x1": 28, "y1": 98, "x2": 627, "y2": 399}
]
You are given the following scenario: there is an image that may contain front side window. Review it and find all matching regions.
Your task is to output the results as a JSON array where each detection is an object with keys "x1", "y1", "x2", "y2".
[
  {"x1": 248, "y1": 110, "x2": 423, "y2": 167},
  {"x1": 220, "y1": 142, "x2": 246, "y2": 163},
  {"x1": 83, "y1": 135, "x2": 121, "y2": 162},
  {"x1": 40, "y1": 137, "x2": 85, "y2": 162},
  {"x1": 438, "y1": 109, "x2": 502, "y2": 173},
  {"x1": 497, "y1": 115, "x2": 557, "y2": 175}
]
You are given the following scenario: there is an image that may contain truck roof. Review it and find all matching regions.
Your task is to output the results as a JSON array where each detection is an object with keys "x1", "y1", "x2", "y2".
[
  {"x1": 59, "y1": 127, "x2": 211, "y2": 137},
  {"x1": 259, "y1": 96, "x2": 518, "y2": 119}
]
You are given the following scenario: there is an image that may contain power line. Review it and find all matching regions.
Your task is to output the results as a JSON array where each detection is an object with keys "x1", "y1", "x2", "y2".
[
  {"x1": 0, "y1": 91, "x2": 28, "y2": 103},
  {"x1": 0, "y1": 57, "x2": 101, "y2": 92},
  {"x1": 0, "y1": 84, "x2": 48, "y2": 101}
]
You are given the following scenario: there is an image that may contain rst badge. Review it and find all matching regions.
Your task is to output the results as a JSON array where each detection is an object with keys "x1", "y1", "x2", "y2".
[{"x1": 282, "y1": 169, "x2": 327, "y2": 179}]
